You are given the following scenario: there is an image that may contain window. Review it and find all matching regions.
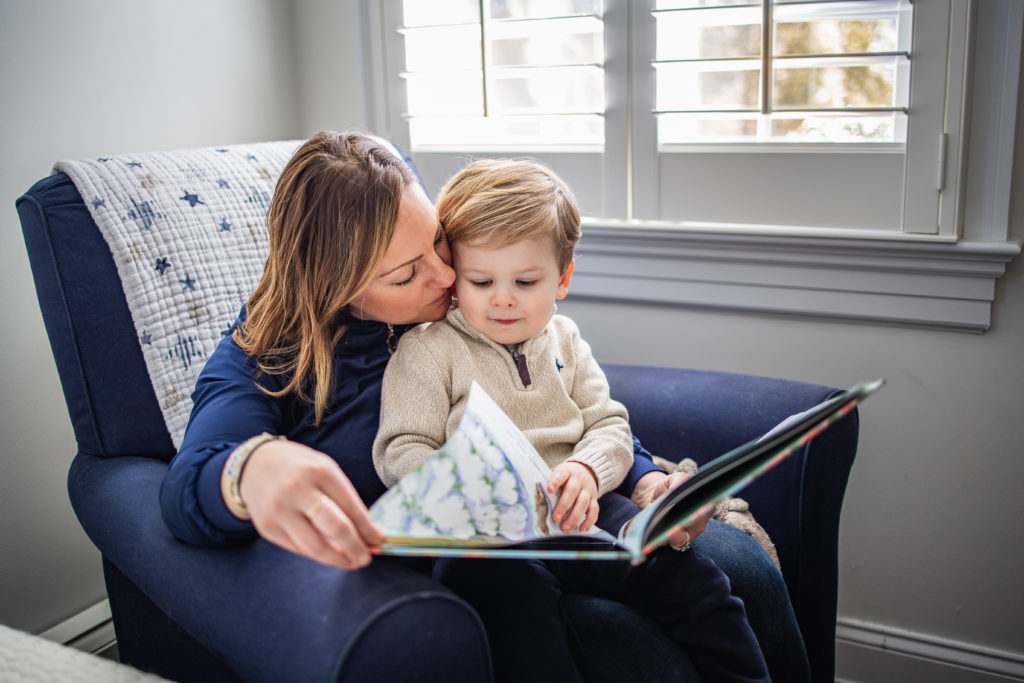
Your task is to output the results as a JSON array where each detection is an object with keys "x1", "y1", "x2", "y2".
[
  {"x1": 397, "y1": 0, "x2": 605, "y2": 149},
  {"x1": 633, "y1": 0, "x2": 955, "y2": 233},
  {"x1": 373, "y1": 0, "x2": 1022, "y2": 331},
  {"x1": 654, "y1": 0, "x2": 912, "y2": 145}
]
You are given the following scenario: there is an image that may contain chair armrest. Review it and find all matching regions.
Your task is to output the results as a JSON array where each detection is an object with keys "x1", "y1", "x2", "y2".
[
  {"x1": 602, "y1": 364, "x2": 858, "y2": 683},
  {"x1": 67, "y1": 453, "x2": 489, "y2": 682}
]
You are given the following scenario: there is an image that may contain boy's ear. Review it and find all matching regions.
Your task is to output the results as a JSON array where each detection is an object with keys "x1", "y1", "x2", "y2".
[{"x1": 556, "y1": 261, "x2": 575, "y2": 300}]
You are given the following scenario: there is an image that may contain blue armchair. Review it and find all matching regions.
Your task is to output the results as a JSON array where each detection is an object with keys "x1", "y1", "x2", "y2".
[{"x1": 17, "y1": 145, "x2": 857, "y2": 683}]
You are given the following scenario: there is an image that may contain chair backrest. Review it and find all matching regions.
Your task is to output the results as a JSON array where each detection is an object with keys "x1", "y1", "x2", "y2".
[
  {"x1": 17, "y1": 140, "x2": 309, "y2": 458},
  {"x1": 18, "y1": 171, "x2": 176, "y2": 459},
  {"x1": 17, "y1": 139, "x2": 423, "y2": 460}
]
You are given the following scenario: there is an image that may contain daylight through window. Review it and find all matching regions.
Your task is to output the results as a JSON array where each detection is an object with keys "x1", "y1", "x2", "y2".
[
  {"x1": 654, "y1": 0, "x2": 911, "y2": 144},
  {"x1": 399, "y1": 0, "x2": 605, "y2": 149}
]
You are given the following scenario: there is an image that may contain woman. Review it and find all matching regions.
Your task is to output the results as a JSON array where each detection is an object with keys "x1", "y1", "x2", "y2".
[{"x1": 159, "y1": 130, "x2": 807, "y2": 681}]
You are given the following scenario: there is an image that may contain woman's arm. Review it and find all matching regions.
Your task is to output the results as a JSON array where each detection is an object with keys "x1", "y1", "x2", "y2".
[
  {"x1": 159, "y1": 334, "x2": 283, "y2": 545},
  {"x1": 234, "y1": 437, "x2": 383, "y2": 569},
  {"x1": 159, "y1": 332, "x2": 382, "y2": 569}
]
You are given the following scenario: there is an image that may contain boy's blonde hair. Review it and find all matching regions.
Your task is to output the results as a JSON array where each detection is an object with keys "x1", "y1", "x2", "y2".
[{"x1": 436, "y1": 159, "x2": 581, "y2": 272}]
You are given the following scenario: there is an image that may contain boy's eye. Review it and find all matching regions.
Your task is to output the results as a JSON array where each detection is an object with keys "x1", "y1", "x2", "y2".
[
  {"x1": 434, "y1": 225, "x2": 447, "y2": 248},
  {"x1": 470, "y1": 280, "x2": 492, "y2": 288},
  {"x1": 516, "y1": 280, "x2": 537, "y2": 287}
]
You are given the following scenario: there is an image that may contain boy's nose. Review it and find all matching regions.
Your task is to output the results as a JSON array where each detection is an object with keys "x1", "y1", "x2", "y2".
[{"x1": 492, "y1": 287, "x2": 515, "y2": 307}]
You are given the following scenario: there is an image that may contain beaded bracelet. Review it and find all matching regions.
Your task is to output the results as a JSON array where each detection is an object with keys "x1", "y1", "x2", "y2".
[{"x1": 224, "y1": 433, "x2": 284, "y2": 512}]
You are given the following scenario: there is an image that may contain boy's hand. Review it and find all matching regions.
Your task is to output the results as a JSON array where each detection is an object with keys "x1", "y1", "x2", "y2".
[{"x1": 547, "y1": 461, "x2": 599, "y2": 532}]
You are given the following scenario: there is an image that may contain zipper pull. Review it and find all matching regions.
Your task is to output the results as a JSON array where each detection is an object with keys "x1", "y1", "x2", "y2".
[{"x1": 514, "y1": 351, "x2": 532, "y2": 387}]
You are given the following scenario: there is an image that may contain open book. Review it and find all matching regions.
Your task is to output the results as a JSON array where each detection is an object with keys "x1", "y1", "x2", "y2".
[{"x1": 369, "y1": 378, "x2": 882, "y2": 564}]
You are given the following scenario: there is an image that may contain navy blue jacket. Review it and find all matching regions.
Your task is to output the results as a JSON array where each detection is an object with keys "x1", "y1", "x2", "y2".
[{"x1": 159, "y1": 314, "x2": 662, "y2": 546}]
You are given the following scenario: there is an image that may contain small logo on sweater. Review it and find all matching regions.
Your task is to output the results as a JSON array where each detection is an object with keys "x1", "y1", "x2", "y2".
[{"x1": 555, "y1": 359, "x2": 564, "y2": 372}]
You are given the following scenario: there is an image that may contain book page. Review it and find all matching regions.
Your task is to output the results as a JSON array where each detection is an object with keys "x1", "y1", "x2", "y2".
[
  {"x1": 619, "y1": 378, "x2": 883, "y2": 557},
  {"x1": 370, "y1": 381, "x2": 617, "y2": 546}
]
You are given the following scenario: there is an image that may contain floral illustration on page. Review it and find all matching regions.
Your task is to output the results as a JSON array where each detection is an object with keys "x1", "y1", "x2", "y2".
[{"x1": 370, "y1": 408, "x2": 547, "y2": 542}]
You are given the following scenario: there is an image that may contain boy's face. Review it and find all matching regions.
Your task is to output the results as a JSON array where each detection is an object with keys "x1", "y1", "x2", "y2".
[{"x1": 452, "y1": 236, "x2": 573, "y2": 346}]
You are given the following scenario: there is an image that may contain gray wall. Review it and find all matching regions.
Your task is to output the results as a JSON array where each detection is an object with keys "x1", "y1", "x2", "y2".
[
  {"x1": 560, "y1": 70, "x2": 1024, "y2": 667},
  {"x1": 0, "y1": 0, "x2": 342, "y2": 635},
  {"x1": 562, "y1": 260, "x2": 1024, "y2": 651},
  {"x1": 2, "y1": 0, "x2": 1022, "y2": 678}
]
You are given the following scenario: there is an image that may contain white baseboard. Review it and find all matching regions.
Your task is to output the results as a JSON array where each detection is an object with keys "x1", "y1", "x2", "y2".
[
  {"x1": 836, "y1": 617, "x2": 1024, "y2": 682},
  {"x1": 34, "y1": 601, "x2": 1024, "y2": 681},
  {"x1": 38, "y1": 600, "x2": 116, "y2": 656}
]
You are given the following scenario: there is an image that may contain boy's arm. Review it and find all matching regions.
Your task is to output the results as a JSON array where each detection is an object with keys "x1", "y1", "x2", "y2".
[
  {"x1": 372, "y1": 334, "x2": 452, "y2": 487},
  {"x1": 563, "y1": 323, "x2": 634, "y2": 496},
  {"x1": 617, "y1": 436, "x2": 669, "y2": 502}
]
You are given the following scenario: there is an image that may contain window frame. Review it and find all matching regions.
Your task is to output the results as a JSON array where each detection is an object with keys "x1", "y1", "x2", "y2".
[
  {"x1": 630, "y1": 0, "x2": 965, "y2": 236},
  {"x1": 368, "y1": 0, "x2": 1022, "y2": 332}
]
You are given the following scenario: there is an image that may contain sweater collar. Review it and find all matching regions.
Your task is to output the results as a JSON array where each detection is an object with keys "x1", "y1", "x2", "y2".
[{"x1": 445, "y1": 304, "x2": 555, "y2": 355}]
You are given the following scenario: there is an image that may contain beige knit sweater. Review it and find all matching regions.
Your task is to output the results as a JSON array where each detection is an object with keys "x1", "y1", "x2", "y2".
[{"x1": 373, "y1": 308, "x2": 633, "y2": 495}]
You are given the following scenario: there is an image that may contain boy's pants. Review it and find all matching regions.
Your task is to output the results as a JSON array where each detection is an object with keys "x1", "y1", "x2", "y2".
[{"x1": 434, "y1": 493, "x2": 771, "y2": 683}]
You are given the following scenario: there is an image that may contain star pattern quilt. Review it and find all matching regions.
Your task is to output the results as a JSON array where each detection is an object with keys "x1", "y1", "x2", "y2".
[{"x1": 55, "y1": 140, "x2": 302, "y2": 447}]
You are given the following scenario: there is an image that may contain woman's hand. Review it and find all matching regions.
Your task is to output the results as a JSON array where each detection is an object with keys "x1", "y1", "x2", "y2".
[
  {"x1": 225, "y1": 439, "x2": 384, "y2": 570},
  {"x1": 547, "y1": 461, "x2": 600, "y2": 532},
  {"x1": 631, "y1": 470, "x2": 714, "y2": 549}
]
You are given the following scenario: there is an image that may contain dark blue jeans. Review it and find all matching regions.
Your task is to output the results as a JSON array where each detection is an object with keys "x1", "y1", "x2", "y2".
[
  {"x1": 695, "y1": 520, "x2": 811, "y2": 683},
  {"x1": 435, "y1": 496, "x2": 785, "y2": 683}
]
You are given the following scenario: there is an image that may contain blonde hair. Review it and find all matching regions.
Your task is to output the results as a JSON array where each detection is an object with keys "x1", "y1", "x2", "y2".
[
  {"x1": 234, "y1": 131, "x2": 417, "y2": 424},
  {"x1": 435, "y1": 159, "x2": 580, "y2": 272}
]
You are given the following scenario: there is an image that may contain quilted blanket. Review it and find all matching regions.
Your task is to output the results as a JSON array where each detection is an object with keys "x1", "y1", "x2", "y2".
[
  {"x1": 0, "y1": 623, "x2": 169, "y2": 682},
  {"x1": 55, "y1": 140, "x2": 302, "y2": 447}
]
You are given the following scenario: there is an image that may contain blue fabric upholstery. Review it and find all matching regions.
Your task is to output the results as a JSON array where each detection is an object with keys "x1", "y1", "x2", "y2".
[
  {"x1": 18, "y1": 160, "x2": 857, "y2": 683},
  {"x1": 17, "y1": 172, "x2": 174, "y2": 460},
  {"x1": 599, "y1": 365, "x2": 858, "y2": 683}
]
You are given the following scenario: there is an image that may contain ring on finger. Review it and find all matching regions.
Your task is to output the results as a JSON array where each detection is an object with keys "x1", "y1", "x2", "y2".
[
  {"x1": 670, "y1": 529, "x2": 692, "y2": 552},
  {"x1": 304, "y1": 493, "x2": 328, "y2": 521}
]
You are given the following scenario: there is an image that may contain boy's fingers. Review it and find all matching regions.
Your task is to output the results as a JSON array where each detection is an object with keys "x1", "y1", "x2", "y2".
[
  {"x1": 555, "y1": 475, "x2": 583, "y2": 521},
  {"x1": 561, "y1": 488, "x2": 592, "y2": 531},
  {"x1": 579, "y1": 499, "x2": 599, "y2": 531},
  {"x1": 547, "y1": 467, "x2": 569, "y2": 493}
]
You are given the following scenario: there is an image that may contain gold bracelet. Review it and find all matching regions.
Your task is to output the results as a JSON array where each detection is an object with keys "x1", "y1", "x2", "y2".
[{"x1": 224, "y1": 433, "x2": 284, "y2": 512}]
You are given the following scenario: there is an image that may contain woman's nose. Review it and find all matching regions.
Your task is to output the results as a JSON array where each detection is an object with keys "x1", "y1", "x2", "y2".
[{"x1": 427, "y1": 252, "x2": 455, "y2": 288}]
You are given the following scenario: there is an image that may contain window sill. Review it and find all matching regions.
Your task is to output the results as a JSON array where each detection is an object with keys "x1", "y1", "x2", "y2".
[{"x1": 573, "y1": 223, "x2": 1021, "y2": 332}]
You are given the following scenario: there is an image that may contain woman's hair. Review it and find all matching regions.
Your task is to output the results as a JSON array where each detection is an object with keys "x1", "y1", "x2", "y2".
[
  {"x1": 235, "y1": 130, "x2": 417, "y2": 423},
  {"x1": 435, "y1": 159, "x2": 580, "y2": 272}
]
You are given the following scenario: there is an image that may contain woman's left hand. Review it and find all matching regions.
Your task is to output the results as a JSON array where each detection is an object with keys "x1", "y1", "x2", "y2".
[{"x1": 630, "y1": 470, "x2": 714, "y2": 549}]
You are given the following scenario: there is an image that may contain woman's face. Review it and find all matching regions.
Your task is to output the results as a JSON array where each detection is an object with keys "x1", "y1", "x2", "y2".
[{"x1": 351, "y1": 184, "x2": 454, "y2": 325}]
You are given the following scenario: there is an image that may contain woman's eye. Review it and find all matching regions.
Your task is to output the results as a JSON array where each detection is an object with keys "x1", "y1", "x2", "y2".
[{"x1": 395, "y1": 266, "x2": 418, "y2": 286}]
